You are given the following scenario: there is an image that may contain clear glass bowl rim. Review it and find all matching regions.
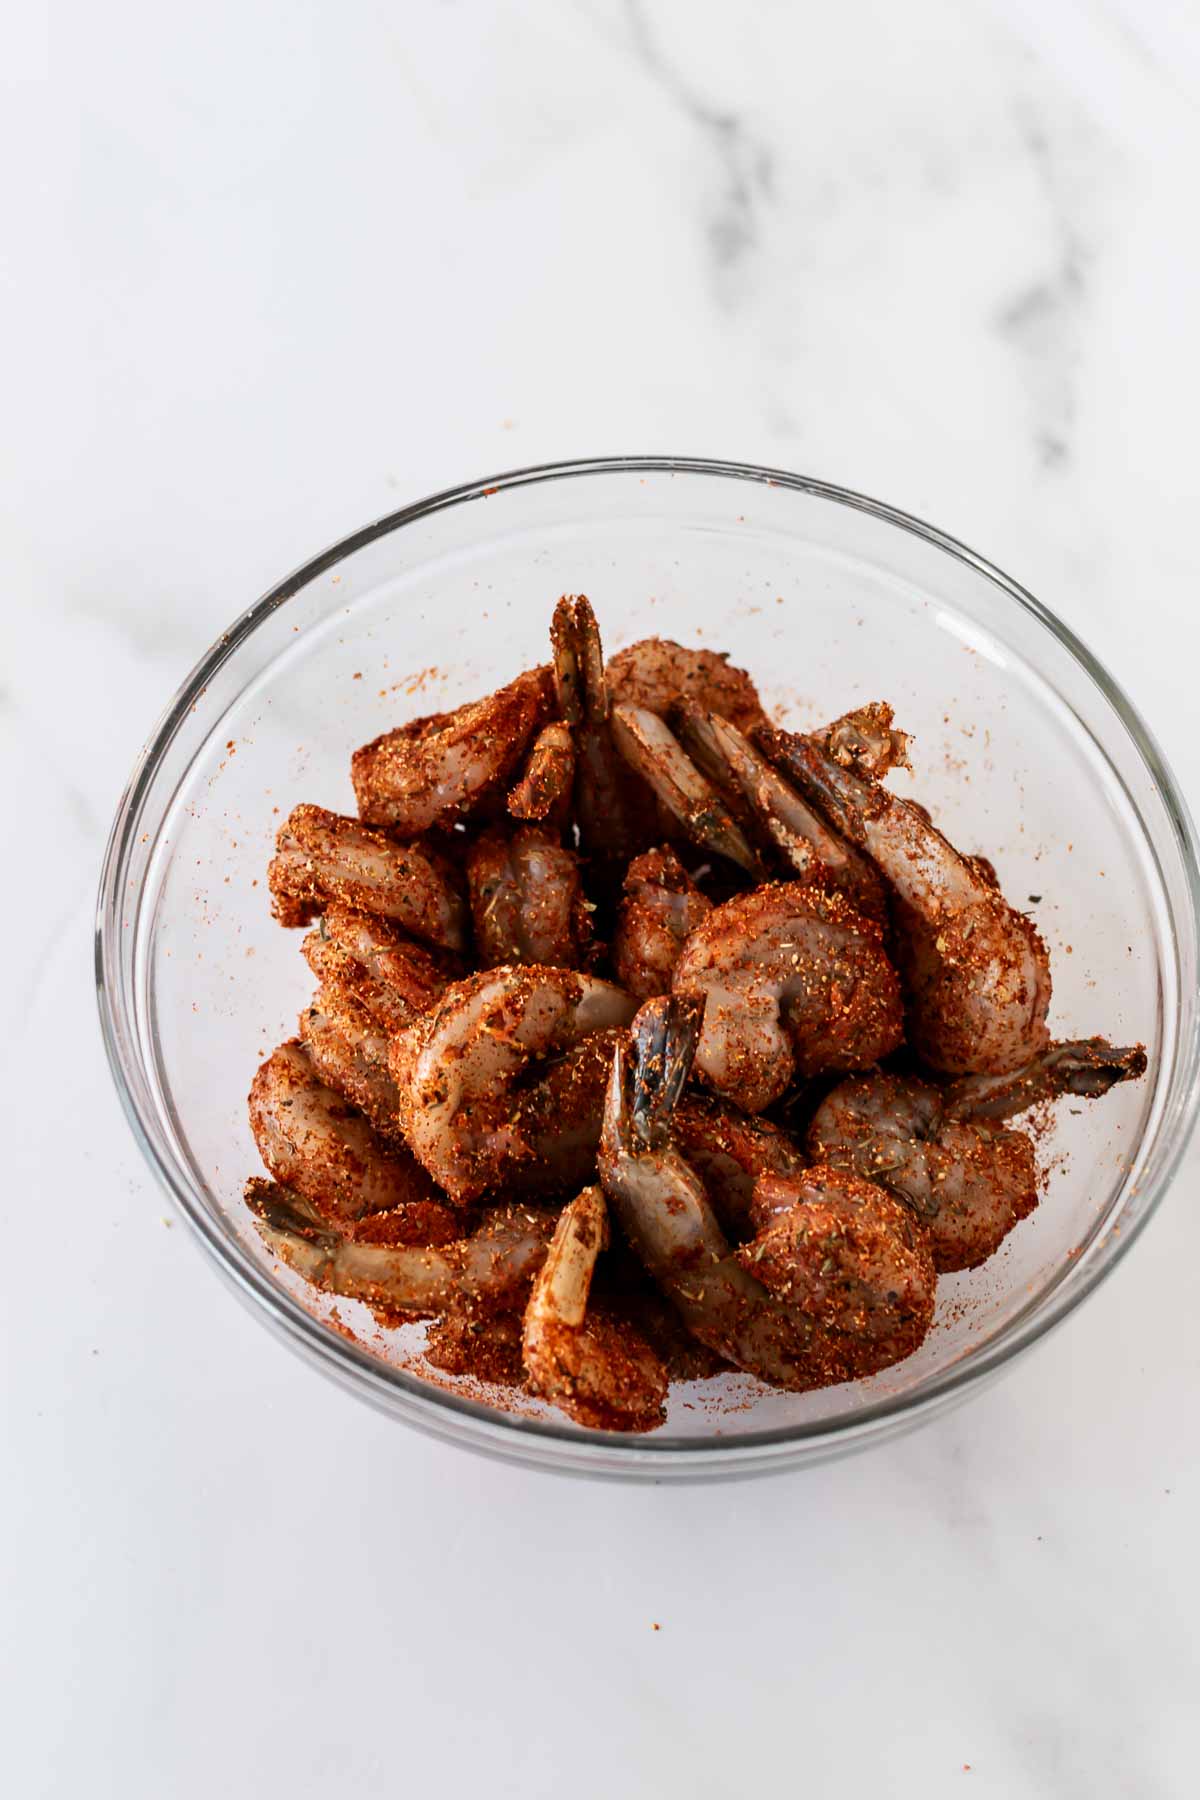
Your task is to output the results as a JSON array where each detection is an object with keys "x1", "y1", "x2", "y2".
[{"x1": 95, "y1": 454, "x2": 1200, "y2": 1479}]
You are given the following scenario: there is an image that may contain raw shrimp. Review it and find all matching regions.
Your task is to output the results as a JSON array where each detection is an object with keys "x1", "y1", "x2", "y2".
[
  {"x1": 565, "y1": 615, "x2": 762, "y2": 866},
  {"x1": 610, "y1": 1276, "x2": 728, "y2": 1383},
  {"x1": 598, "y1": 998, "x2": 935, "y2": 1387},
  {"x1": 424, "y1": 1309, "x2": 527, "y2": 1386},
  {"x1": 302, "y1": 904, "x2": 450, "y2": 1035},
  {"x1": 599, "y1": 996, "x2": 816, "y2": 1386},
  {"x1": 809, "y1": 1039, "x2": 1147, "y2": 1270},
  {"x1": 466, "y1": 825, "x2": 590, "y2": 969},
  {"x1": 672, "y1": 880, "x2": 904, "y2": 1112},
  {"x1": 758, "y1": 729, "x2": 1050, "y2": 1074},
  {"x1": 739, "y1": 1166, "x2": 936, "y2": 1370},
  {"x1": 606, "y1": 637, "x2": 765, "y2": 733},
  {"x1": 390, "y1": 966, "x2": 638, "y2": 1202},
  {"x1": 612, "y1": 846, "x2": 713, "y2": 1000},
  {"x1": 298, "y1": 992, "x2": 405, "y2": 1143},
  {"x1": 550, "y1": 595, "x2": 654, "y2": 860},
  {"x1": 248, "y1": 1041, "x2": 459, "y2": 1240},
  {"x1": 522, "y1": 1185, "x2": 668, "y2": 1432},
  {"x1": 507, "y1": 720, "x2": 575, "y2": 826},
  {"x1": 671, "y1": 1095, "x2": 808, "y2": 1237},
  {"x1": 680, "y1": 709, "x2": 887, "y2": 923},
  {"x1": 269, "y1": 804, "x2": 468, "y2": 952},
  {"x1": 246, "y1": 1179, "x2": 552, "y2": 1313},
  {"x1": 610, "y1": 703, "x2": 764, "y2": 874},
  {"x1": 351, "y1": 664, "x2": 554, "y2": 834}
]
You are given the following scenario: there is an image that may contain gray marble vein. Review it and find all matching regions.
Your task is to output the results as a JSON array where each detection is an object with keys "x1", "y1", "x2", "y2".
[
  {"x1": 996, "y1": 96, "x2": 1098, "y2": 471},
  {"x1": 624, "y1": 0, "x2": 772, "y2": 307}
]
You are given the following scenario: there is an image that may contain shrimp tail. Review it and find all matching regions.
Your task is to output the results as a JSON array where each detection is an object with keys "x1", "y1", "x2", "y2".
[
  {"x1": 550, "y1": 594, "x2": 655, "y2": 861},
  {"x1": 816, "y1": 702, "x2": 911, "y2": 779},
  {"x1": 245, "y1": 1178, "x2": 346, "y2": 1290},
  {"x1": 246, "y1": 1176, "x2": 332, "y2": 1244},
  {"x1": 628, "y1": 993, "x2": 706, "y2": 1149},
  {"x1": 942, "y1": 1038, "x2": 1148, "y2": 1122},
  {"x1": 508, "y1": 720, "x2": 576, "y2": 824},
  {"x1": 551, "y1": 594, "x2": 608, "y2": 727}
]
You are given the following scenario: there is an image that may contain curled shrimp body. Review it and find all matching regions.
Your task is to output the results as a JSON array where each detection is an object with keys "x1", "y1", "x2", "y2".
[
  {"x1": 522, "y1": 1185, "x2": 668, "y2": 1432},
  {"x1": 299, "y1": 991, "x2": 405, "y2": 1143},
  {"x1": 269, "y1": 805, "x2": 468, "y2": 952},
  {"x1": 612, "y1": 846, "x2": 713, "y2": 1001},
  {"x1": 673, "y1": 880, "x2": 904, "y2": 1113},
  {"x1": 466, "y1": 825, "x2": 590, "y2": 970},
  {"x1": 670, "y1": 1095, "x2": 808, "y2": 1237},
  {"x1": 760, "y1": 729, "x2": 1051, "y2": 1074},
  {"x1": 809, "y1": 1039, "x2": 1147, "y2": 1270},
  {"x1": 391, "y1": 966, "x2": 638, "y2": 1202},
  {"x1": 680, "y1": 709, "x2": 887, "y2": 924},
  {"x1": 351, "y1": 665, "x2": 554, "y2": 835},
  {"x1": 740, "y1": 1168, "x2": 935, "y2": 1369},
  {"x1": 302, "y1": 904, "x2": 450, "y2": 1036},
  {"x1": 610, "y1": 704, "x2": 764, "y2": 874},
  {"x1": 248, "y1": 1041, "x2": 458, "y2": 1241},
  {"x1": 598, "y1": 998, "x2": 935, "y2": 1388},
  {"x1": 606, "y1": 637, "x2": 766, "y2": 733},
  {"x1": 246, "y1": 1179, "x2": 552, "y2": 1314}
]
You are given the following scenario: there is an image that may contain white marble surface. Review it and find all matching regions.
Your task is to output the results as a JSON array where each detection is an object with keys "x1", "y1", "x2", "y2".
[{"x1": 4, "y1": 2, "x2": 1199, "y2": 1794}]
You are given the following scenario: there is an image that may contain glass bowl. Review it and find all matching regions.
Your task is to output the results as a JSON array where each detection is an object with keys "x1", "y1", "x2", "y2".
[{"x1": 96, "y1": 457, "x2": 1200, "y2": 1479}]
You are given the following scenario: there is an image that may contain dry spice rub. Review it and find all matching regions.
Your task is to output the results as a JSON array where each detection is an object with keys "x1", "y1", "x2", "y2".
[{"x1": 245, "y1": 594, "x2": 1147, "y2": 1433}]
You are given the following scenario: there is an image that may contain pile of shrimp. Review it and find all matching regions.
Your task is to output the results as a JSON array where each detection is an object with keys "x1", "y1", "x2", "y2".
[{"x1": 245, "y1": 595, "x2": 1147, "y2": 1433}]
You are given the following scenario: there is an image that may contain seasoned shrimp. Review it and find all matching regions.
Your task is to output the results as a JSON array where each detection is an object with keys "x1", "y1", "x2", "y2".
[
  {"x1": 302, "y1": 904, "x2": 449, "y2": 1036},
  {"x1": 681, "y1": 698, "x2": 907, "y2": 789},
  {"x1": 507, "y1": 720, "x2": 575, "y2": 827},
  {"x1": 740, "y1": 1167, "x2": 936, "y2": 1368},
  {"x1": 424, "y1": 1308, "x2": 527, "y2": 1386},
  {"x1": 612, "y1": 846, "x2": 713, "y2": 1000},
  {"x1": 351, "y1": 664, "x2": 553, "y2": 834},
  {"x1": 808, "y1": 1071, "x2": 1034, "y2": 1273},
  {"x1": 809, "y1": 1040, "x2": 1147, "y2": 1270},
  {"x1": 671, "y1": 1095, "x2": 807, "y2": 1237},
  {"x1": 610, "y1": 704, "x2": 764, "y2": 874},
  {"x1": 758, "y1": 729, "x2": 1050, "y2": 1073},
  {"x1": 598, "y1": 998, "x2": 934, "y2": 1387},
  {"x1": 466, "y1": 825, "x2": 590, "y2": 970},
  {"x1": 298, "y1": 992, "x2": 405, "y2": 1143},
  {"x1": 551, "y1": 595, "x2": 654, "y2": 860},
  {"x1": 248, "y1": 1041, "x2": 459, "y2": 1240},
  {"x1": 246, "y1": 1179, "x2": 552, "y2": 1313},
  {"x1": 680, "y1": 709, "x2": 887, "y2": 924},
  {"x1": 672, "y1": 880, "x2": 904, "y2": 1112},
  {"x1": 269, "y1": 804, "x2": 468, "y2": 952},
  {"x1": 606, "y1": 637, "x2": 765, "y2": 733},
  {"x1": 612, "y1": 1276, "x2": 728, "y2": 1382},
  {"x1": 522, "y1": 1185, "x2": 668, "y2": 1432},
  {"x1": 390, "y1": 966, "x2": 638, "y2": 1202}
]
